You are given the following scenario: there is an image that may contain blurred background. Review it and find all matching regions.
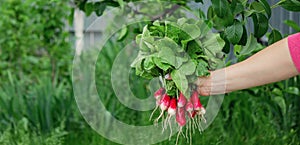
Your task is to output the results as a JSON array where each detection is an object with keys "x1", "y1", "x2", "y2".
[{"x1": 0, "y1": 0, "x2": 299, "y2": 145}]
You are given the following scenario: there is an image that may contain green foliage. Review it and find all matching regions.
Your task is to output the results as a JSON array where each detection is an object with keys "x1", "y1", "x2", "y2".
[
  {"x1": 0, "y1": 118, "x2": 66, "y2": 145},
  {"x1": 0, "y1": 73, "x2": 74, "y2": 133},
  {"x1": 268, "y1": 29, "x2": 283, "y2": 45},
  {"x1": 131, "y1": 19, "x2": 224, "y2": 96},
  {"x1": 279, "y1": 0, "x2": 300, "y2": 12},
  {"x1": 0, "y1": 0, "x2": 72, "y2": 80},
  {"x1": 1, "y1": 0, "x2": 300, "y2": 144},
  {"x1": 284, "y1": 20, "x2": 300, "y2": 32}
]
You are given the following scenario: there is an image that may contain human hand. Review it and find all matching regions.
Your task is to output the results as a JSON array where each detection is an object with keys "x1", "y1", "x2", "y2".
[{"x1": 195, "y1": 76, "x2": 211, "y2": 96}]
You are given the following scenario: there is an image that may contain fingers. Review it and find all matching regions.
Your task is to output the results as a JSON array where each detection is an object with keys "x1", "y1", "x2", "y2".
[
  {"x1": 165, "y1": 73, "x2": 212, "y2": 96},
  {"x1": 194, "y1": 76, "x2": 206, "y2": 86},
  {"x1": 195, "y1": 76, "x2": 211, "y2": 96}
]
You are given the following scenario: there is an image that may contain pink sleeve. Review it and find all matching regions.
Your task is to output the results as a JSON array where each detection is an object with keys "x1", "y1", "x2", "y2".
[{"x1": 288, "y1": 33, "x2": 300, "y2": 73}]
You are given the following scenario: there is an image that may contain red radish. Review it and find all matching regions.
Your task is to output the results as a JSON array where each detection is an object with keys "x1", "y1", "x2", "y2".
[
  {"x1": 154, "y1": 94, "x2": 171, "y2": 124},
  {"x1": 191, "y1": 91, "x2": 203, "y2": 111},
  {"x1": 154, "y1": 88, "x2": 165, "y2": 100},
  {"x1": 167, "y1": 98, "x2": 177, "y2": 115},
  {"x1": 175, "y1": 107, "x2": 186, "y2": 145},
  {"x1": 165, "y1": 98, "x2": 177, "y2": 139},
  {"x1": 176, "y1": 107, "x2": 186, "y2": 127},
  {"x1": 185, "y1": 99, "x2": 194, "y2": 113},
  {"x1": 197, "y1": 106, "x2": 207, "y2": 123},
  {"x1": 149, "y1": 88, "x2": 164, "y2": 121},
  {"x1": 177, "y1": 92, "x2": 187, "y2": 108},
  {"x1": 160, "y1": 94, "x2": 171, "y2": 111}
]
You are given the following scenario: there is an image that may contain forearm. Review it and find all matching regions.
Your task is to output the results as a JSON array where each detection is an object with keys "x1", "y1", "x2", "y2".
[
  {"x1": 225, "y1": 38, "x2": 298, "y2": 92},
  {"x1": 198, "y1": 37, "x2": 299, "y2": 95}
]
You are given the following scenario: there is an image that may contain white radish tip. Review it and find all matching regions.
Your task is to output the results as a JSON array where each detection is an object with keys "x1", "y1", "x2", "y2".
[
  {"x1": 167, "y1": 109, "x2": 176, "y2": 116},
  {"x1": 160, "y1": 104, "x2": 168, "y2": 111},
  {"x1": 186, "y1": 108, "x2": 193, "y2": 112},
  {"x1": 200, "y1": 107, "x2": 206, "y2": 114},
  {"x1": 193, "y1": 107, "x2": 201, "y2": 111},
  {"x1": 154, "y1": 95, "x2": 161, "y2": 100},
  {"x1": 177, "y1": 103, "x2": 184, "y2": 108}
]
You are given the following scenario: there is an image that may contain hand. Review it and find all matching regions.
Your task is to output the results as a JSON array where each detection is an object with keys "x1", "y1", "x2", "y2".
[{"x1": 195, "y1": 76, "x2": 211, "y2": 96}]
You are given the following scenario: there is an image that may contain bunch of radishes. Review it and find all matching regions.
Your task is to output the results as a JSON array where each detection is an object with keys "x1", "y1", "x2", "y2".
[
  {"x1": 130, "y1": 18, "x2": 225, "y2": 144},
  {"x1": 151, "y1": 87, "x2": 206, "y2": 144}
]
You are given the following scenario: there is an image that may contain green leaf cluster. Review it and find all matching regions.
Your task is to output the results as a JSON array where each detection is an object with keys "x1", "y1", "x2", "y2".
[{"x1": 131, "y1": 18, "x2": 225, "y2": 96}]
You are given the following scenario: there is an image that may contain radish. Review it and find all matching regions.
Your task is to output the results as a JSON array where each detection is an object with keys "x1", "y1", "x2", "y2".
[
  {"x1": 167, "y1": 98, "x2": 177, "y2": 115},
  {"x1": 185, "y1": 99, "x2": 194, "y2": 114},
  {"x1": 191, "y1": 91, "x2": 202, "y2": 111},
  {"x1": 184, "y1": 99, "x2": 195, "y2": 144},
  {"x1": 154, "y1": 93, "x2": 170, "y2": 124},
  {"x1": 160, "y1": 94, "x2": 171, "y2": 111},
  {"x1": 191, "y1": 91, "x2": 207, "y2": 127},
  {"x1": 175, "y1": 107, "x2": 186, "y2": 145},
  {"x1": 149, "y1": 88, "x2": 165, "y2": 121},
  {"x1": 177, "y1": 92, "x2": 187, "y2": 108},
  {"x1": 154, "y1": 87, "x2": 165, "y2": 100},
  {"x1": 165, "y1": 98, "x2": 177, "y2": 139}
]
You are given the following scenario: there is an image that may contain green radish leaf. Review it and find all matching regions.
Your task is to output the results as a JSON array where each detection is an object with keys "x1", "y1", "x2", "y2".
[
  {"x1": 158, "y1": 47, "x2": 176, "y2": 67},
  {"x1": 259, "y1": 0, "x2": 271, "y2": 19},
  {"x1": 202, "y1": 33, "x2": 225, "y2": 58},
  {"x1": 143, "y1": 57, "x2": 155, "y2": 71},
  {"x1": 196, "y1": 60, "x2": 209, "y2": 76},
  {"x1": 177, "y1": 18, "x2": 188, "y2": 27},
  {"x1": 224, "y1": 21, "x2": 243, "y2": 45},
  {"x1": 178, "y1": 61, "x2": 196, "y2": 75},
  {"x1": 181, "y1": 23, "x2": 201, "y2": 40},
  {"x1": 130, "y1": 52, "x2": 146, "y2": 68},
  {"x1": 175, "y1": 55, "x2": 189, "y2": 69},
  {"x1": 153, "y1": 57, "x2": 171, "y2": 71},
  {"x1": 136, "y1": 26, "x2": 155, "y2": 52},
  {"x1": 284, "y1": 20, "x2": 300, "y2": 32},
  {"x1": 252, "y1": 13, "x2": 268, "y2": 38},
  {"x1": 198, "y1": 20, "x2": 212, "y2": 37},
  {"x1": 268, "y1": 29, "x2": 282, "y2": 45},
  {"x1": 155, "y1": 37, "x2": 182, "y2": 52},
  {"x1": 171, "y1": 69, "x2": 188, "y2": 96},
  {"x1": 240, "y1": 34, "x2": 258, "y2": 55}
]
